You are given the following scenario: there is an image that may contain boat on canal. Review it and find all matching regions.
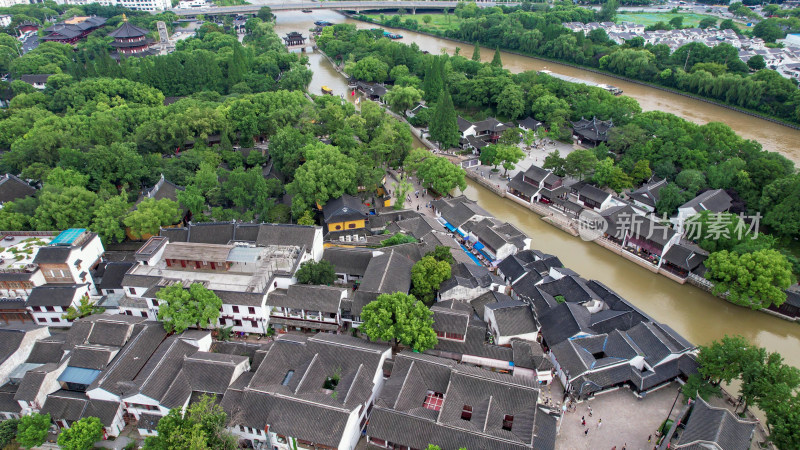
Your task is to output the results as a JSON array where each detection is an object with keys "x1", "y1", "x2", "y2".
[
  {"x1": 321, "y1": 85, "x2": 333, "y2": 95},
  {"x1": 301, "y1": 9, "x2": 313, "y2": 13}
]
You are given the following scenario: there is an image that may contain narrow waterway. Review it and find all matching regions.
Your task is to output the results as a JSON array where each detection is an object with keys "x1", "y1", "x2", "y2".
[
  {"x1": 273, "y1": 11, "x2": 800, "y2": 368},
  {"x1": 274, "y1": 9, "x2": 800, "y2": 163}
]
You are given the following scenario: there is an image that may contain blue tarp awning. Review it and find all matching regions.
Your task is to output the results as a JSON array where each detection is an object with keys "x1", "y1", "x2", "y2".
[
  {"x1": 478, "y1": 249, "x2": 494, "y2": 261},
  {"x1": 473, "y1": 241, "x2": 485, "y2": 250},
  {"x1": 58, "y1": 367, "x2": 101, "y2": 385},
  {"x1": 444, "y1": 222, "x2": 456, "y2": 232},
  {"x1": 455, "y1": 229, "x2": 466, "y2": 237}
]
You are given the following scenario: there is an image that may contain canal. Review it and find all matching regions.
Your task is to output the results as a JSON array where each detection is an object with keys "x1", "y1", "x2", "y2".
[
  {"x1": 273, "y1": 9, "x2": 800, "y2": 163},
  {"x1": 272, "y1": 11, "x2": 800, "y2": 367}
]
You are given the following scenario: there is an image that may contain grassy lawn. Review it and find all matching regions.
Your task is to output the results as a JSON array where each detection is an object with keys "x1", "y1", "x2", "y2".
[
  {"x1": 365, "y1": 13, "x2": 462, "y2": 32},
  {"x1": 616, "y1": 12, "x2": 748, "y2": 30}
]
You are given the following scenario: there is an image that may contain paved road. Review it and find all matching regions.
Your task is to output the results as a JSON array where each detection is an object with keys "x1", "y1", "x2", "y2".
[
  {"x1": 21, "y1": 35, "x2": 39, "y2": 54},
  {"x1": 172, "y1": 1, "x2": 518, "y2": 15}
]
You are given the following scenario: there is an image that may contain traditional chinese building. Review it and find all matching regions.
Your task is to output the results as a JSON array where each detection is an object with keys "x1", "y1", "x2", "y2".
[
  {"x1": 108, "y1": 18, "x2": 153, "y2": 56},
  {"x1": 283, "y1": 31, "x2": 305, "y2": 46},
  {"x1": 41, "y1": 16, "x2": 106, "y2": 45}
]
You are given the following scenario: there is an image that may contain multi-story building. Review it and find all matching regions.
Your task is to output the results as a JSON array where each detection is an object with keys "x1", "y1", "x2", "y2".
[
  {"x1": 120, "y1": 231, "x2": 316, "y2": 333},
  {"x1": 31, "y1": 228, "x2": 105, "y2": 294},
  {"x1": 26, "y1": 284, "x2": 90, "y2": 327}
]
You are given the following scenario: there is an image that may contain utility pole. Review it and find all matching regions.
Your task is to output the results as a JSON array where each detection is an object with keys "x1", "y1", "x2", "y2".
[{"x1": 683, "y1": 48, "x2": 692, "y2": 71}]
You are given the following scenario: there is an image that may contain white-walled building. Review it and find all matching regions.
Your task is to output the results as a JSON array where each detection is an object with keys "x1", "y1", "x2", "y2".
[
  {"x1": 31, "y1": 228, "x2": 105, "y2": 295},
  {"x1": 25, "y1": 284, "x2": 90, "y2": 327}
]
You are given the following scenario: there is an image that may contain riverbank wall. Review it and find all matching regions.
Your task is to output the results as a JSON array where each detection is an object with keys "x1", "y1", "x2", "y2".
[{"x1": 340, "y1": 12, "x2": 800, "y2": 132}]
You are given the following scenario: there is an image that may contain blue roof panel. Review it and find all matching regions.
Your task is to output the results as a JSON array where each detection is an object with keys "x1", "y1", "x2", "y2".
[
  {"x1": 58, "y1": 367, "x2": 101, "y2": 385},
  {"x1": 51, "y1": 228, "x2": 86, "y2": 246}
]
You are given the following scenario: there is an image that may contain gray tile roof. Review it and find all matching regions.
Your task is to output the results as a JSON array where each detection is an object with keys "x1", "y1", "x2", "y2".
[
  {"x1": 431, "y1": 317, "x2": 514, "y2": 363},
  {"x1": 26, "y1": 285, "x2": 81, "y2": 307},
  {"x1": 322, "y1": 195, "x2": 369, "y2": 223},
  {"x1": 539, "y1": 303, "x2": 592, "y2": 346},
  {"x1": 511, "y1": 340, "x2": 552, "y2": 372},
  {"x1": 369, "y1": 352, "x2": 556, "y2": 450},
  {"x1": 98, "y1": 262, "x2": 135, "y2": 290},
  {"x1": 0, "y1": 173, "x2": 35, "y2": 204},
  {"x1": 40, "y1": 390, "x2": 88, "y2": 422},
  {"x1": 121, "y1": 274, "x2": 161, "y2": 289},
  {"x1": 431, "y1": 303, "x2": 470, "y2": 336},
  {"x1": 680, "y1": 189, "x2": 733, "y2": 214},
  {"x1": 629, "y1": 179, "x2": 667, "y2": 208},
  {"x1": 27, "y1": 339, "x2": 65, "y2": 364},
  {"x1": 214, "y1": 290, "x2": 266, "y2": 307},
  {"x1": 432, "y1": 196, "x2": 491, "y2": 228},
  {"x1": 624, "y1": 322, "x2": 679, "y2": 366},
  {"x1": 0, "y1": 384, "x2": 20, "y2": 414},
  {"x1": 676, "y1": 396, "x2": 756, "y2": 450},
  {"x1": 87, "y1": 319, "x2": 136, "y2": 347},
  {"x1": 188, "y1": 222, "x2": 236, "y2": 245},
  {"x1": 322, "y1": 247, "x2": 373, "y2": 277},
  {"x1": 538, "y1": 276, "x2": 599, "y2": 304},
  {"x1": 69, "y1": 346, "x2": 114, "y2": 370},
  {"x1": 487, "y1": 301, "x2": 537, "y2": 337},
  {"x1": 32, "y1": 246, "x2": 71, "y2": 264},
  {"x1": 225, "y1": 333, "x2": 388, "y2": 447},
  {"x1": 358, "y1": 249, "x2": 414, "y2": 294},
  {"x1": 89, "y1": 322, "x2": 168, "y2": 395},
  {"x1": 0, "y1": 328, "x2": 26, "y2": 365},
  {"x1": 256, "y1": 223, "x2": 318, "y2": 249},
  {"x1": 267, "y1": 284, "x2": 345, "y2": 313},
  {"x1": 470, "y1": 291, "x2": 513, "y2": 321},
  {"x1": 508, "y1": 172, "x2": 539, "y2": 198},
  {"x1": 134, "y1": 337, "x2": 198, "y2": 403}
]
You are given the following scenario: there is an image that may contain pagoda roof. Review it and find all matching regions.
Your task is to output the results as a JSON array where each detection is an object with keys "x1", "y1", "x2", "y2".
[{"x1": 109, "y1": 22, "x2": 149, "y2": 39}]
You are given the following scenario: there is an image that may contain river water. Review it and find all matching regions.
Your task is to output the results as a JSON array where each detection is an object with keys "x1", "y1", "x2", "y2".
[{"x1": 273, "y1": 11, "x2": 800, "y2": 367}]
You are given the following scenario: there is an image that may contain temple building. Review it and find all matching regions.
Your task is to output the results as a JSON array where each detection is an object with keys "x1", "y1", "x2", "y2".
[
  {"x1": 283, "y1": 32, "x2": 306, "y2": 46},
  {"x1": 41, "y1": 16, "x2": 106, "y2": 45},
  {"x1": 108, "y1": 18, "x2": 154, "y2": 56}
]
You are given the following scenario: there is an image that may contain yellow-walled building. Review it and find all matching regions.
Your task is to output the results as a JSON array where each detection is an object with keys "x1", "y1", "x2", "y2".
[{"x1": 322, "y1": 194, "x2": 370, "y2": 232}]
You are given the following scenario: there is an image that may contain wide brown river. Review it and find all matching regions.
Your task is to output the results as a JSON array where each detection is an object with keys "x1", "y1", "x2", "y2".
[{"x1": 273, "y1": 11, "x2": 800, "y2": 367}]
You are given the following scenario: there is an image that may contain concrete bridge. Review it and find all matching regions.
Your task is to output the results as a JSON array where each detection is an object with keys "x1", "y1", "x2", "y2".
[{"x1": 171, "y1": 1, "x2": 519, "y2": 17}]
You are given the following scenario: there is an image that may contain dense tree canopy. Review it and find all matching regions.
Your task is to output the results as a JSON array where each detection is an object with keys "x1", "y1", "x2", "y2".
[
  {"x1": 296, "y1": 260, "x2": 337, "y2": 285},
  {"x1": 705, "y1": 249, "x2": 795, "y2": 309},
  {"x1": 156, "y1": 282, "x2": 223, "y2": 333},
  {"x1": 410, "y1": 256, "x2": 452, "y2": 305},
  {"x1": 360, "y1": 292, "x2": 438, "y2": 352}
]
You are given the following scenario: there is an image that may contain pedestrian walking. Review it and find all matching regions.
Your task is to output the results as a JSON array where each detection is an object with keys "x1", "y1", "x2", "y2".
[
  {"x1": 582, "y1": 418, "x2": 586, "y2": 426},
  {"x1": 597, "y1": 419, "x2": 602, "y2": 429},
  {"x1": 584, "y1": 429, "x2": 589, "y2": 437},
  {"x1": 648, "y1": 435, "x2": 652, "y2": 443},
  {"x1": 622, "y1": 444, "x2": 626, "y2": 450}
]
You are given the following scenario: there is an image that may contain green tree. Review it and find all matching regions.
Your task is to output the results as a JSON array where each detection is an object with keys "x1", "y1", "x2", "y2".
[
  {"x1": 592, "y1": 157, "x2": 633, "y2": 193},
  {"x1": 16, "y1": 412, "x2": 50, "y2": 449},
  {"x1": 495, "y1": 145, "x2": 526, "y2": 176},
  {"x1": 411, "y1": 255, "x2": 452, "y2": 305},
  {"x1": 471, "y1": 42, "x2": 481, "y2": 62},
  {"x1": 480, "y1": 145, "x2": 499, "y2": 170},
  {"x1": 392, "y1": 174, "x2": 414, "y2": 210},
  {"x1": 63, "y1": 296, "x2": 105, "y2": 321},
  {"x1": 421, "y1": 57, "x2": 444, "y2": 102},
  {"x1": 257, "y1": 6, "x2": 274, "y2": 21},
  {"x1": 681, "y1": 373, "x2": 722, "y2": 401},
  {"x1": 144, "y1": 394, "x2": 236, "y2": 450},
  {"x1": 696, "y1": 335, "x2": 761, "y2": 386},
  {"x1": 177, "y1": 185, "x2": 206, "y2": 216},
  {"x1": 427, "y1": 246, "x2": 455, "y2": 265},
  {"x1": 422, "y1": 15, "x2": 432, "y2": 24},
  {"x1": 156, "y1": 282, "x2": 223, "y2": 334},
  {"x1": 415, "y1": 155, "x2": 467, "y2": 196},
  {"x1": 360, "y1": 292, "x2": 438, "y2": 352},
  {"x1": 124, "y1": 198, "x2": 181, "y2": 240},
  {"x1": 747, "y1": 54, "x2": 766, "y2": 71},
  {"x1": 496, "y1": 84, "x2": 525, "y2": 120},
  {"x1": 384, "y1": 85, "x2": 423, "y2": 116},
  {"x1": 286, "y1": 143, "x2": 358, "y2": 216},
  {"x1": 0, "y1": 418, "x2": 19, "y2": 449},
  {"x1": 564, "y1": 150, "x2": 598, "y2": 181},
  {"x1": 753, "y1": 18, "x2": 785, "y2": 42},
  {"x1": 705, "y1": 249, "x2": 795, "y2": 310},
  {"x1": 297, "y1": 210, "x2": 316, "y2": 226},
  {"x1": 90, "y1": 193, "x2": 130, "y2": 246},
  {"x1": 381, "y1": 233, "x2": 418, "y2": 247},
  {"x1": 630, "y1": 160, "x2": 652, "y2": 184},
  {"x1": 429, "y1": 89, "x2": 460, "y2": 150},
  {"x1": 295, "y1": 260, "x2": 336, "y2": 285},
  {"x1": 32, "y1": 186, "x2": 98, "y2": 231},
  {"x1": 491, "y1": 48, "x2": 503, "y2": 68},
  {"x1": 669, "y1": 16, "x2": 684, "y2": 29},
  {"x1": 345, "y1": 56, "x2": 389, "y2": 82},
  {"x1": 698, "y1": 17, "x2": 717, "y2": 29},
  {"x1": 719, "y1": 19, "x2": 736, "y2": 30},
  {"x1": 543, "y1": 150, "x2": 566, "y2": 176},
  {"x1": 57, "y1": 416, "x2": 104, "y2": 450},
  {"x1": 655, "y1": 183, "x2": 686, "y2": 216},
  {"x1": 675, "y1": 169, "x2": 707, "y2": 195},
  {"x1": 763, "y1": 393, "x2": 800, "y2": 450},
  {"x1": 597, "y1": 0, "x2": 619, "y2": 22}
]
